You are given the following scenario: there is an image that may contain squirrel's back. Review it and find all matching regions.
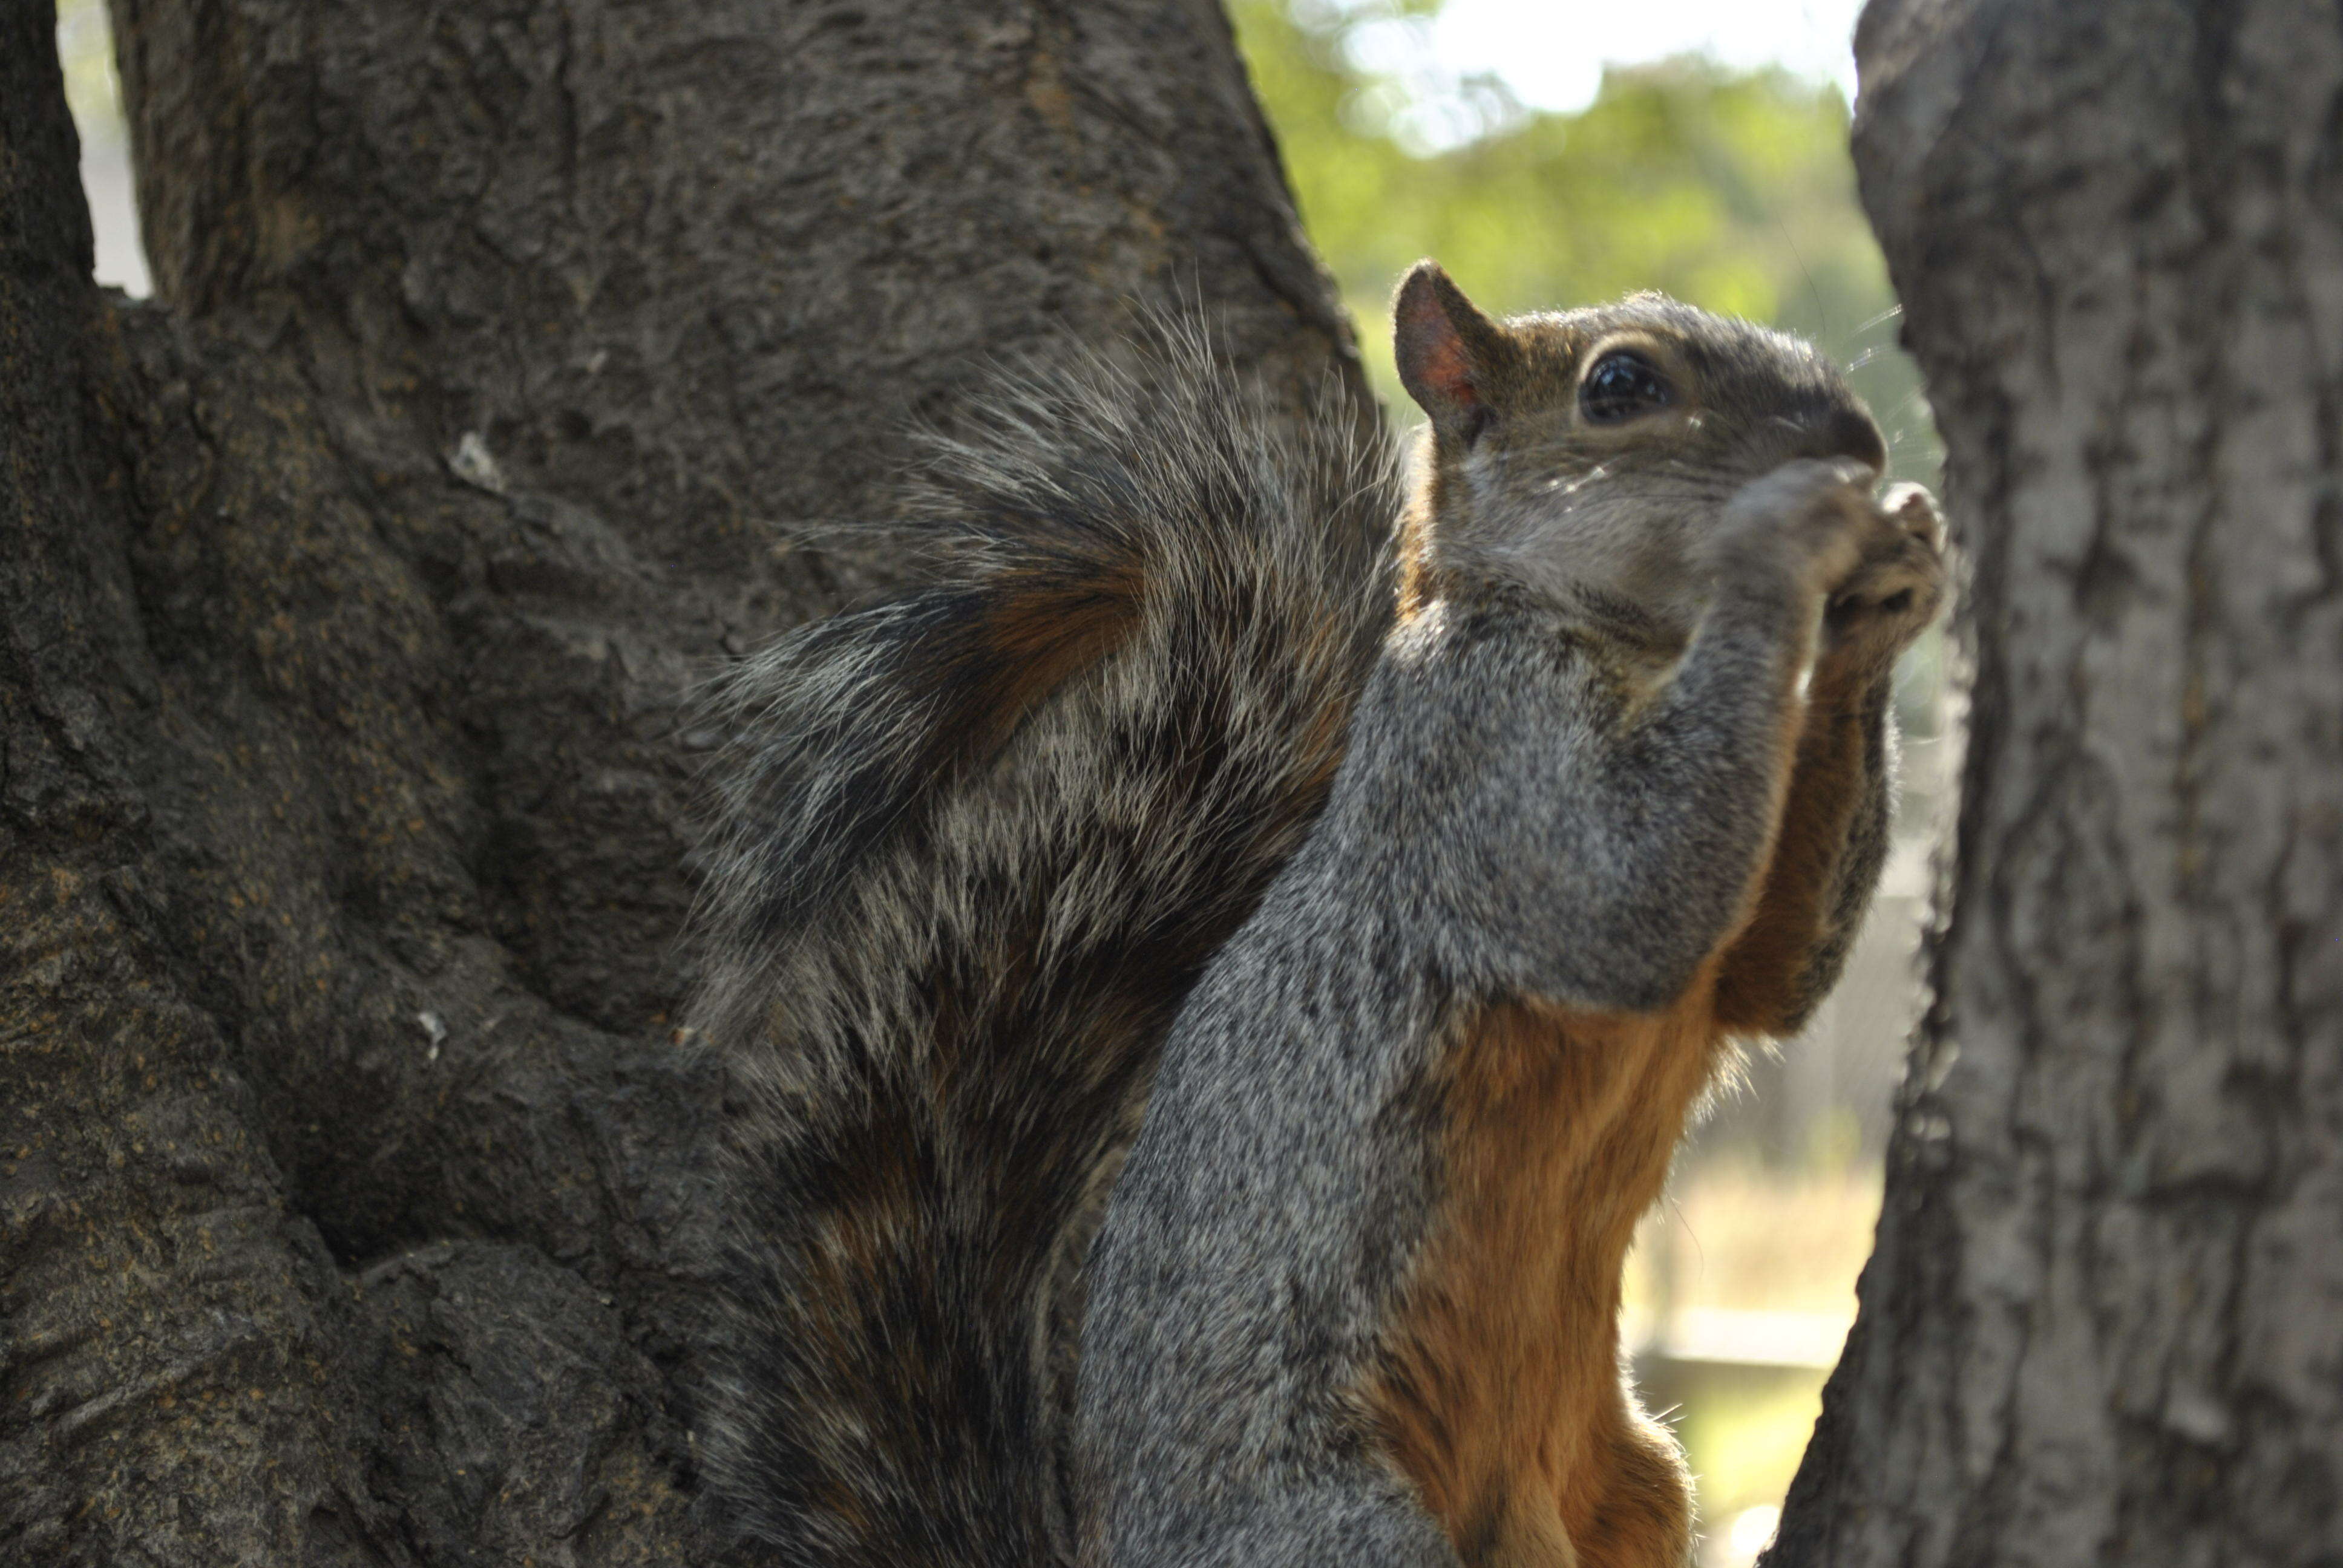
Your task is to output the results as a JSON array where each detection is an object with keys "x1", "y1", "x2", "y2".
[{"x1": 693, "y1": 325, "x2": 1397, "y2": 1566}]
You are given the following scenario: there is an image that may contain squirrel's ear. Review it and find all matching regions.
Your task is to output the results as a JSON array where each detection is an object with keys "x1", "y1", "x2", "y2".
[{"x1": 1394, "y1": 261, "x2": 1510, "y2": 443}]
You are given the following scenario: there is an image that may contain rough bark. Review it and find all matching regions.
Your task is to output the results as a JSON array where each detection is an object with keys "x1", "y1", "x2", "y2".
[
  {"x1": 0, "y1": 1, "x2": 1364, "y2": 1562},
  {"x1": 1770, "y1": 2, "x2": 2343, "y2": 1564}
]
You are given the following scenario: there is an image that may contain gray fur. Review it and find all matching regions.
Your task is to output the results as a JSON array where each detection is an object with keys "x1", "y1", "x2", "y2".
[
  {"x1": 1075, "y1": 280, "x2": 1938, "y2": 1565},
  {"x1": 1076, "y1": 580, "x2": 1838, "y2": 1564}
]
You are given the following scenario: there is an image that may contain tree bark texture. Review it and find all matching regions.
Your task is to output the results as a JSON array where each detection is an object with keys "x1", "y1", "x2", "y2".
[
  {"x1": 1772, "y1": 2, "x2": 2343, "y2": 1563},
  {"x1": 0, "y1": 1, "x2": 1363, "y2": 1562}
]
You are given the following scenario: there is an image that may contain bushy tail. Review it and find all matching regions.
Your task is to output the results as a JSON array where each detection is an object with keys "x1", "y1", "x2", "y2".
[{"x1": 693, "y1": 323, "x2": 1398, "y2": 1567}]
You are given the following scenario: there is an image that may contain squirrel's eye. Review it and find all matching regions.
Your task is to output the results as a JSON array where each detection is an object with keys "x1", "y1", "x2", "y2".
[{"x1": 1579, "y1": 351, "x2": 1673, "y2": 424}]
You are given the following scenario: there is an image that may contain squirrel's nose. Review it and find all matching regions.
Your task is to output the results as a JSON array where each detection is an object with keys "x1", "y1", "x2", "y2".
[{"x1": 1794, "y1": 405, "x2": 1889, "y2": 475}]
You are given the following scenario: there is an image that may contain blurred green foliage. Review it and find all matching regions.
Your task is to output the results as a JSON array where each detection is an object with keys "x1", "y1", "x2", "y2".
[{"x1": 1228, "y1": 0, "x2": 1939, "y2": 484}]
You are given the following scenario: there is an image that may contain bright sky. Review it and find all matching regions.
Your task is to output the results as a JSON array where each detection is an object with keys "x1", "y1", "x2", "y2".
[
  {"x1": 1351, "y1": 0, "x2": 1866, "y2": 142},
  {"x1": 1441, "y1": 0, "x2": 1864, "y2": 107}
]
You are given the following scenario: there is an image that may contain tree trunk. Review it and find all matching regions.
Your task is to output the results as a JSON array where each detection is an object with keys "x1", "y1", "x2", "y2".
[
  {"x1": 0, "y1": 1, "x2": 1363, "y2": 1561},
  {"x1": 1771, "y1": 1, "x2": 2343, "y2": 1563}
]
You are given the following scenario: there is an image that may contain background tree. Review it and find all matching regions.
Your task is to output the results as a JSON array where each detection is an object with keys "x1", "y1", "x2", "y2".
[
  {"x1": 1771, "y1": 0, "x2": 2343, "y2": 1561},
  {"x1": 0, "y1": 0, "x2": 1359, "y2": 1561}
]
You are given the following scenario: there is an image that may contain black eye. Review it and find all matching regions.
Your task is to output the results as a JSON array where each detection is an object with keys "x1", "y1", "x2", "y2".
[{"x1": 1579, "y1": 351, "x2": 1673, "y2": 424}]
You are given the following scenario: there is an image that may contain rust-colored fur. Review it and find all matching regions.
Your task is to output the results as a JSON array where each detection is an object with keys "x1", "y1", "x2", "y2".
[
  {"x1": 1366, "y1": 667, "x2": 1877, "y2": 1568},
  {"x1": 1367, "y1": 988, "x2": 1713, "y2": 1568}
]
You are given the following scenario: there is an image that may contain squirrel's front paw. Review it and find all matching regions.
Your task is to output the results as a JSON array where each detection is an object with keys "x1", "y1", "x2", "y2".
[
  {"x1": 1709, "y1": 458, "x2": 1881, "y2": 599},
  {"x1": 1822, "y1": 483, "x2": 1945, "y2": 671}
]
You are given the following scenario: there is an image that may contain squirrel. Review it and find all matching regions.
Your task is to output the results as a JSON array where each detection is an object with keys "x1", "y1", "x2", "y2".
[{"x1": 693, "y1": 264, "x2": 1944, "y2": 1568}]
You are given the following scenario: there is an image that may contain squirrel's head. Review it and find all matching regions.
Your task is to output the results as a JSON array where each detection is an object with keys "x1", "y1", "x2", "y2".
[{"x1": 1391, "y1": 260, "x2": 1887, "y2": 636}]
